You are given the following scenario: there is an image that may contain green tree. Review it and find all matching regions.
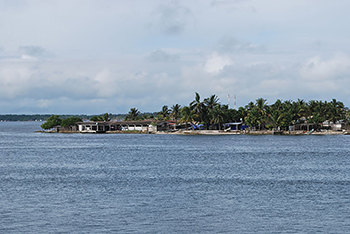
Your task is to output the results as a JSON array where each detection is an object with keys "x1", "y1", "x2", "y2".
[
  {"x1": 245, "y1": 107, "x2": 259, "y2": 130},
  {"x1": 158, "y1": 105, "x2": 170, "y2": 120},
  {"x1": 204, "y1": 94, "x2": 219, "y2": 110},
  {"x1": 237, "y1": 107, "x2": 247, "y2": 122},
  {"x1": 179, "y1": 106, "x2": 198, "y2": 129},
  {"x1": 210, "y1": 105, "x2": 225, "y2": 130},
  {"x1": 327, "y1": 99, "x2": 345, "y2": 124},
  {"x1": 245, "y1": 101, "x2": 255, "y2": 111},
  {"x1": 203, "y1": 94, "x2": 220, "y2": 129},
  {"x1": 125, "y1": 108, "x2": 140, "y2": 121},
  {"x1": 345, "y1": 108, "x2": 350, "y2": 125},
  {"x1": 267, "y1": 109, "x2": 284, "y2": 131},
  {"x1": 170, "y1": 104, "x2": 182, "y2": 121},
  {"x1": 103, "y1": 113, "x2": 111, "y2": 121},
  {"x1": 90, "y1": 115, "x2": 103, "y2": 121},
  {"x1": 309, "y1": 113, "x2": 324, "y2": 130},
  {"x1": 271, "y1": 99, "x2": 283, "y2": 111},
  {"x1": 255, "y1": 98, "x2": 268, "y2": 130},
  {"x1": 61, "y1": 117, "x2": 82, "y2": 127},
  {"x1": 41, "y1": 115, "x2": 62, "y2": 129},
  {"x1": 281, "y1": 100, "x2": 294, "y2": 129},
  {"x1": 190, "y1": 92, "x2": 205, "y2": 123}
]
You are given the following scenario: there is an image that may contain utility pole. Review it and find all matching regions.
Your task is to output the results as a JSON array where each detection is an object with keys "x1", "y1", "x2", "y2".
[
  {"x1": 234, "y1": 95, "x2": 237, "y2": 110},
  {"x1": 227, "y1": 94, "x2": 230, "y2": 109}
]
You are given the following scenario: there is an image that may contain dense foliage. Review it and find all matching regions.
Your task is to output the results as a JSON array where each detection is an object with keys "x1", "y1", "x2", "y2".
[
  {"x1": 40, "y1": 115, "x2": 62, "y2": 129},
  {"x1": 61, "y1": 117, "x2": 83, "y2": 127},
  {"x1": 90, "y1": 113, "x2": 111, "y2": 122},
  {"x1": 124, "y1": 93, "x2": 348, "y2": 130},
  {"x1": 4, "y1": 93, "x2": 348, "y2": 131}
]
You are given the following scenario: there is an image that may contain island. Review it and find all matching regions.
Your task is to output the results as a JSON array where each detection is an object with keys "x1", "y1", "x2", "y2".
[{"x1": 37, "y1": 93, "x2": 350, "y2": 135}]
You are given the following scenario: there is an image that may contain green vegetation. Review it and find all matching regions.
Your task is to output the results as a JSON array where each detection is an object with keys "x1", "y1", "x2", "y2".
[
  {"x1": 90, "y1": 113, "x2": 111, "y2": 122},
  {"x1": 243, "y1": 98, "x2": 347, "y2": 131},
  {"x1": 40, "y1": 115, "x2": 62, "y2": 129},
  {"x1": 158, "y1": 105, "x2": 170, "y2": 120},
  {"x1": 170, "y1": 104, "x2": 181, "y2": 121},
  {"x1": 4, "y1": 93, "x2": 347, "y2": 132},
  {"x1": 125, "y1": 108, "x2": 140, "y2": 121},
  {"x1": 90, "y1": 115, "x2": 104, "y2": 121},
  {"x1": 121, "y1": 93, "x2": 348, "y2": 131},
  {"x1": 61, "y1": 117, "x2": 82, "y2": 127},
  {"x1": 40, "y1": 115, "x2": 82, "y2": 129}
]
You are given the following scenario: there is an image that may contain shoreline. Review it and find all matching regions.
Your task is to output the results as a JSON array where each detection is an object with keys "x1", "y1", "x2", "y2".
[
  {"x1": 36, "y1": 129, "x2": 348, "y2": 135},
  {"x1": 156, "y1": 130, "x2": 347, "y2": 135}
]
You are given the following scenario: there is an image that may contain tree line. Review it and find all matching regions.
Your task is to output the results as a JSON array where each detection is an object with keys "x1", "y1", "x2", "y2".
[
  {"x1": 0, "y1": 114, "x2": 125, "y2": 122},
  {"x1": 125, "y1": 93, "x2": 349, "y2": 131},
  {"x1": 38, "y1": 93, "x2": 349, "y2": 130}
]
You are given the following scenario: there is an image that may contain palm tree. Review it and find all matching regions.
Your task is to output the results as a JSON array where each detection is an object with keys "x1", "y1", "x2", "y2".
[
  {"x1": 307, "y1": 100, "x2": 327, "y2": 120},
  {"x1": 170, "y1": 104, "x2": 182, "y2": 121},
  {"x1": 255, "y1": 98, "x2": 268, "y2": 130},
  {"x1": 190, "y1": 92, "x2": 205, "y2": 122},
  {"x1": 245, "y1": 101, "x2": 255, "y2": 111},
  {"x1": 327, "y1": 99, "x2": 345, "y2": 124},
  {"x1": 202, "y1": 94, "x2": 220, "y2": 129},
  {"x1": 309, "y1": 113, "x2": 324, "y2": 130},
  {"x1": 210, "y1": 105, "x2": 225, "y2": 130},
  {"x1": 245, "y1": 107, "x2": 259, "y2": 131},
  {"x1": 237, "y1": 106, "x2": 247, "y2": 122},
  {"x1": 179, "y1": 106, "x2": 198, "y2": 129},
  {"x1": 267, "y1": 109, "x2": 284, "y2": 131},
  {"x1": 103, "y1": 113, "x2": 111, "y2": 121},
  {"x1": 204, "y1": 94, "x2": 219, "y2": 110},
  {"x1": 296, "y1": 99, "x2": 307, "y2": 120},
  {"x1": 272, "y1": 99, "x2": 283, "y2": 111},
  {"x1": 281, "y1": 101, "x2": 295, "y2": 130},
  {"x1": 125, "y1": 108, "x2": 140, "y2": 121},
  {"x1": 256, "y1": 98, "x2": 268, "y2": 115},
  {"x1": 158, "y1": 105, "x2": 170, "y2": 120},
  {"x1": 345, "y1": 108, "x2": 350, "y2": 125}
]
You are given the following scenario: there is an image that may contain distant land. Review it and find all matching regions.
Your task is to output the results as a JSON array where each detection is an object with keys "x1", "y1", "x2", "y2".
[{"x1": 0, "y1": 114, "x2": 127, "y2": 122}]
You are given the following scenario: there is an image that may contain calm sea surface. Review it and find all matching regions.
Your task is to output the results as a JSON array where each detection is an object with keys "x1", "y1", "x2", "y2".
[{"x1": 1, "y1": 122, "x2": 350, "y2": 233}]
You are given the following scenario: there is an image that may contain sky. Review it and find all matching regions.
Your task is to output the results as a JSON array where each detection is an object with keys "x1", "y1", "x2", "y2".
[{"x1": 1, "y1": 0, "x2": 350, "y2": 114}]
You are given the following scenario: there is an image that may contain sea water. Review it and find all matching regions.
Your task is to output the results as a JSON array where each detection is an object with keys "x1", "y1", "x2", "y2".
[{"x1": 1, "y1": 122, "x2": 350, "y2": 233}]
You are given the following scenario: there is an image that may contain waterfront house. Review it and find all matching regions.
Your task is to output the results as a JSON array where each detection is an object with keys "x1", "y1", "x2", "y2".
[{"x1": 76, "y1": 120, "x2": 173, "y2": 133}]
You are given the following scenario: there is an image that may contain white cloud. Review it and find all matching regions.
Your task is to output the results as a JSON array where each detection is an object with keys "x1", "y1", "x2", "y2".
[
  {"x1": 21, "y1": 54, "x2": 37, "y2": 60},
  {"x1": 301, "y1": 53, "x2": 350, "y2": 81},
  {"x1": 204, "y1": 52, "x2": 233, "y2": 74}
]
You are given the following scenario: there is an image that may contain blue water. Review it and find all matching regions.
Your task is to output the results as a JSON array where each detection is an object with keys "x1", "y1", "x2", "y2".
[{"x1": 1, "y1": 122, "x2": 350, "y2": 233}]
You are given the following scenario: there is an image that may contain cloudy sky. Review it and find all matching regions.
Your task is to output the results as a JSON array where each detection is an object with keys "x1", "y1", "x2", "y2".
[{"x1": 1, "y1": 0, "x2": 350, "y2": 114}]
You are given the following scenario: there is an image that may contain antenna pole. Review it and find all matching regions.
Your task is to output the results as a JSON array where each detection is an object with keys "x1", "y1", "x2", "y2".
[
  {"x1": 234, "y1": 95, "x2": 237, "y2": 110},
  {"x1": 227, "y1": 94, "x2": 230, "y2": 109}
]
